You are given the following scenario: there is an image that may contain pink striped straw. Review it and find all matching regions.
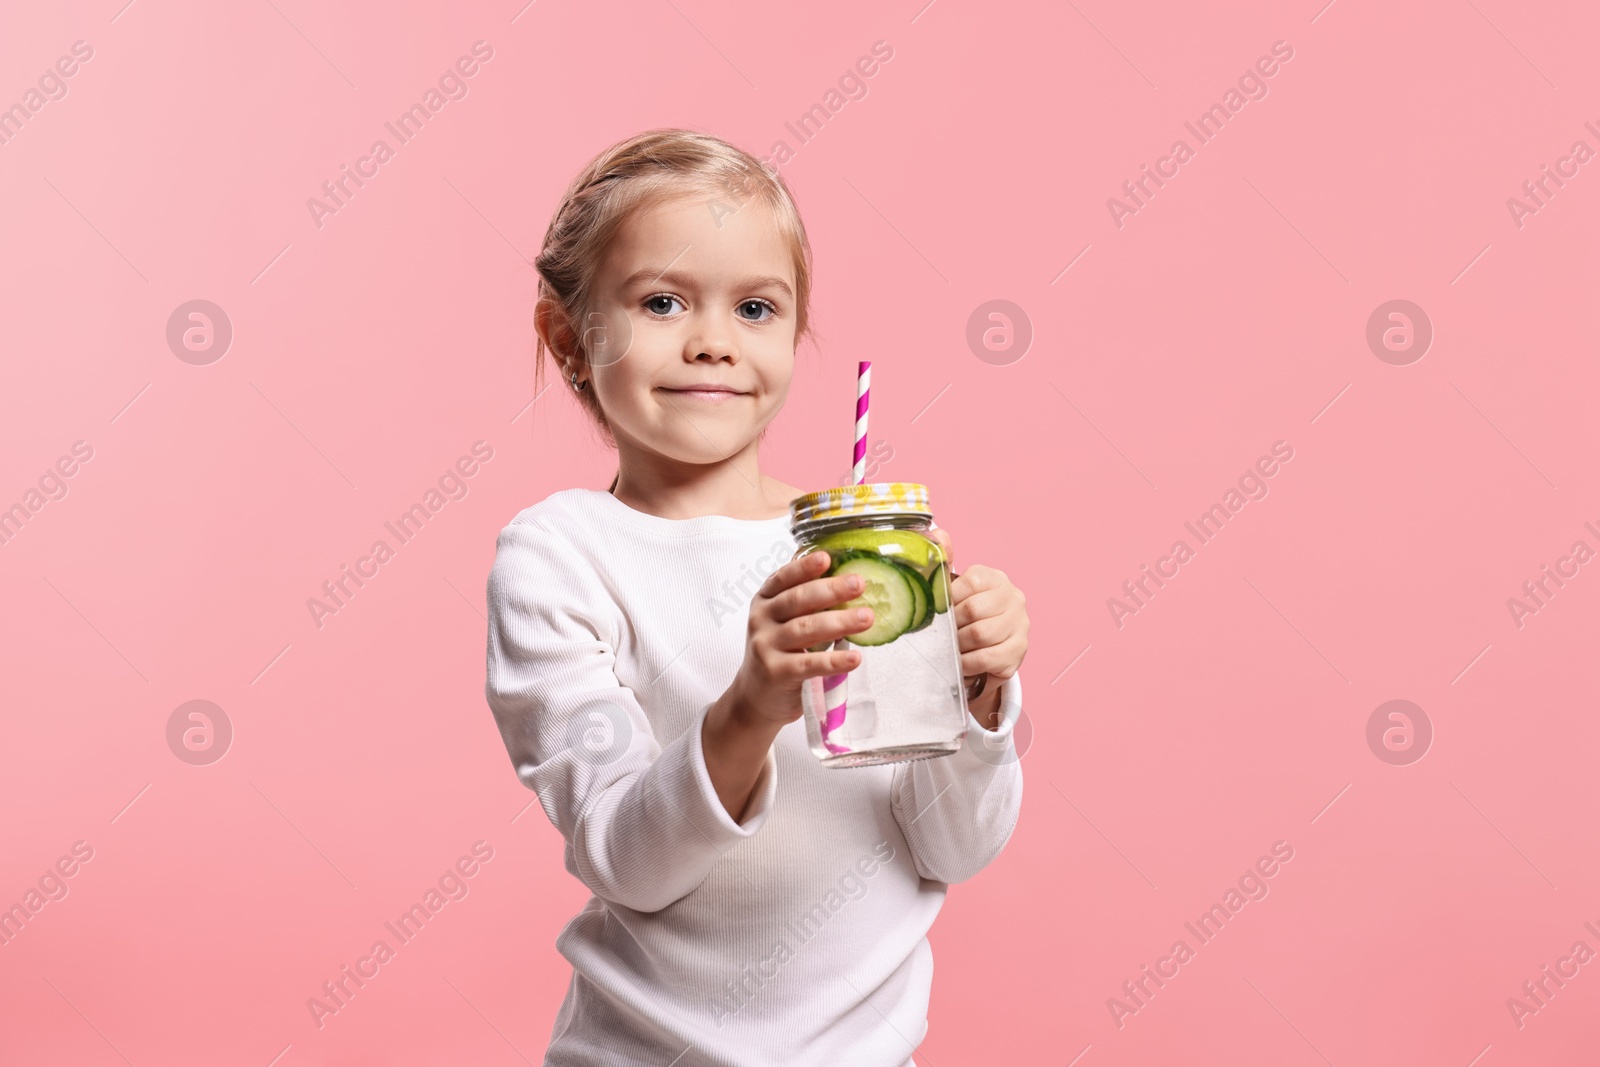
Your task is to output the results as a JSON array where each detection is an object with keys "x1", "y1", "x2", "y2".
[
  {"x1": 821, "y1": 361, "x2": 870, "y2": 754},
  {"x1": 851, "y1": 360, "x2": 871, "y2": 484}
]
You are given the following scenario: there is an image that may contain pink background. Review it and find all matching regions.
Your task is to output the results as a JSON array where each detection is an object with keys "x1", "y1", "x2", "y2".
[{"x1": 3, "y1": 0, "x2": 1597, "y2": 1063}]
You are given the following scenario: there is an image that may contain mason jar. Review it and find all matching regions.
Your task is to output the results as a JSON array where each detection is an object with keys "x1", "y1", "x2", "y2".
[{"x1": 789, "y1": 483, "x2": 969, "y2": 767}]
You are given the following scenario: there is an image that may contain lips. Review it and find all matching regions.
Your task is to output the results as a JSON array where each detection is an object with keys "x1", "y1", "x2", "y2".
[{"x1": 659, "y1": 386, "x2": 748, "y2": 401}]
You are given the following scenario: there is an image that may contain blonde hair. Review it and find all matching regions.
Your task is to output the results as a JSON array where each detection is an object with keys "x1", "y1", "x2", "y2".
[{"x1": 533, "y1": 129, "x2": 816, "y2": 479}]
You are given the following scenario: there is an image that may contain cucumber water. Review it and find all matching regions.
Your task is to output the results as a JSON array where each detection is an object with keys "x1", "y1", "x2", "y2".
[
  {"x1": 826, "y1": 554, "x2": 917, "y2": 646},
  {"x1": 813, "y1": 530, "x2": 948, "y2": 647}
]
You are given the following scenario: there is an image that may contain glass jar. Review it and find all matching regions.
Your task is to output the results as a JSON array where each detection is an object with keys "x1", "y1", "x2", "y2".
[{"x1": 788, "y1": 483, "x2": 969, "y2": 767}]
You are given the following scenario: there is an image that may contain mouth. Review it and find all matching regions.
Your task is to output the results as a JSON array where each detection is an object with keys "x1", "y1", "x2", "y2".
[{"x1": 658, "y1": 387, "x2": 749, "y2": 402}]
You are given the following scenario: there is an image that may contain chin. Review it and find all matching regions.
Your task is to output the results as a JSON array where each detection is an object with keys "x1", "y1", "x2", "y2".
[{"x1": 677, "y1": 437, "x2": 760, "y2": 463}]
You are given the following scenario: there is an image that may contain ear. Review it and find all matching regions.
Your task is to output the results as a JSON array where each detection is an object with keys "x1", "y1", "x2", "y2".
[{"x1": 535, "y1": 295, "x2": 580, "y2": 366}]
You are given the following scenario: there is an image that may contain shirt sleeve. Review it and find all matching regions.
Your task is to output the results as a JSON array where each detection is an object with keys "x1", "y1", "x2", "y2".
[
  {"x1": 484, "y1": 518, "x2": 778, "y2": 914},
  {"x1": 889, "y1": 668, "x2": 1025, "y2": 885}
]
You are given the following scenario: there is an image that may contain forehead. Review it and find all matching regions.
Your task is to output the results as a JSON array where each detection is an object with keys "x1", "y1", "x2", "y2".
[{"x1": 601, "y1": 191, "x2": 794, "y2": 289}]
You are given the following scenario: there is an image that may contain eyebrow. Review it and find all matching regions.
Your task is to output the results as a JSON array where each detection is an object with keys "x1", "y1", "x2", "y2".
[{"x1": 620, "y1": 267, "x2": 794, "y2": 300}]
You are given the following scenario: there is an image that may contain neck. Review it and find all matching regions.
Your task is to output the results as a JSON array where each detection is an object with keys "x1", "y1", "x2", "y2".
[{"x1": 610, "y1": 438, "x2": 785, "y2": 521}]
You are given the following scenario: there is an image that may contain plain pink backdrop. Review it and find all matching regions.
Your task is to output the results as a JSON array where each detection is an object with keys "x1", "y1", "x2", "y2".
[{"x1": 3, "y1": 1, "x2": 1598, "y2": 1064}]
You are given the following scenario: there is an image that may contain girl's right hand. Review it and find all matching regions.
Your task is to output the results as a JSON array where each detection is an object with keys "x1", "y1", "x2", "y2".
[{"x1": 729, "y1": 550, "x2": 875, "y2": 728}]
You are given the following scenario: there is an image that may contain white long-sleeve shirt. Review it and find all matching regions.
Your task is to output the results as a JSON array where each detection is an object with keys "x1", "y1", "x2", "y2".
[{"x1": 484, "y1": 488, "x2": 1025, "y2": 1067}]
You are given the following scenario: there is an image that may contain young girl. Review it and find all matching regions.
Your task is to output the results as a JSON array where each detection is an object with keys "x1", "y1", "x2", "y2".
[{"x1": 485, "y1": 129, "x2": 1030, "y2": 1067}]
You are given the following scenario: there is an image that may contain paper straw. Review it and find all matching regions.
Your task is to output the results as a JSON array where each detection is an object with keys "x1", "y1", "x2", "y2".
[
  {"x1": 820, "y1": 361, "x2": 871, "y2": 754},
  {"x1": 851, "y1": 361, "x2": 871, "y2": 484}
]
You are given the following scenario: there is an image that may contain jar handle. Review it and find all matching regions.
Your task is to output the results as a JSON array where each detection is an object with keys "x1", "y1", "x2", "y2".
[{"x1": 949, "y1": 568, "x2": 984, "y2": 698}]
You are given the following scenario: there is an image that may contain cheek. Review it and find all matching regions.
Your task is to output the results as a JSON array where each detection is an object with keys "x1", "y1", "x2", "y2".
[
  {"x1": 761, "y1": 373, "x2": 791, "y2": 408},
  {"x1": 591, "y1": 330, "x2": 659, "y2": 402},
  {"x1": 585, "y1": 307, "x2": 637, "y2": 370},
  {"x1": 755, "y1": 347, "x2": 796, "y2": 399},
  {"x1": 593, "y1": 371, "x2": 653, "y2": 427}
]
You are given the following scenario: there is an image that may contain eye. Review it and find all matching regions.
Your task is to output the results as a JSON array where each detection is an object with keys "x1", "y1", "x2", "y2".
[
  {"x1": 644, "y1": 294, "x2": 684, "y2": 316},
  {"x1": 738, "y1": 299, "x2": 777, "y2": 322}
]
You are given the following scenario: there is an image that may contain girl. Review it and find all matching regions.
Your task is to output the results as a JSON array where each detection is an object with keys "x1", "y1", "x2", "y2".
[{"x1": 485, "y1": 129, "x2": 1030, "y2": 1066}]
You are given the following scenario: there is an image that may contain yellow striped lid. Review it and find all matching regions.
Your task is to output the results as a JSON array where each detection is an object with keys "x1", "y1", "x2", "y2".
[{"x1": 788, "y1": 482, "x2": 933, "y2": 527}]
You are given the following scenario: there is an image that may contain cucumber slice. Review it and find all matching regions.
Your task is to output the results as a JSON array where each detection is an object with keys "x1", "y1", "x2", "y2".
[
  {"x1": 827, "y1": 556, "x2": 917, "y2": 646},
  {"x1": 897, "y1": 558, "x2": 934, "y2": 633},
  {"x1": 808, "y1": 549, "x2": 925, "y2": 642},
  {"x1": 813, "y1": 528, "x2": 940, "y2": 574},
  {"x1": 929, "y1": 562, "x2": 950, "y2": 614}
]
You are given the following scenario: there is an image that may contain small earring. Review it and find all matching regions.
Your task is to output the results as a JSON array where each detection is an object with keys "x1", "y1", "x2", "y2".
[{"x1": 569, "y1": 369, "x2": 587, "y2": 392}]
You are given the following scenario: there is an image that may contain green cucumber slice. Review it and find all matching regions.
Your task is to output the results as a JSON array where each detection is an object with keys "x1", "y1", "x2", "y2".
[
  {"x1": 813, "y1": 528, "x2": 940, "y2": 574},
  {"x1": 929, "y1": 562, "x2": 950, "y2": 614},
  {"x1": 827, "y1": 555, "x2": 917, "y2": 646},
  {"x1": 898, "y1": 558, "x2": 935, "y2": 633}
]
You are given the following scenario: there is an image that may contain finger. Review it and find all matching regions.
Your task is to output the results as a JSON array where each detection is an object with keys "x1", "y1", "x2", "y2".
[
  {"x1": 788, "y1": 645, "x2": 862, "y2": 681},
  {"x1": 760, "y1": 549, "x2": 831, "y2": 599},
  {"x1": 955, "y1": 613, "x2": 1011, "y2": 650},
  {"x1": 769, "y1": 569, "x2": 867, "y2": 623},
  {"x1": 959, "y1": 647, "x2": 994, "y2": 679},
  {"x1": 776, "y1": 605, "x2": 876, "y2": 652},
  {"x1": 960, "y1": 633, "x2": 1024, "y2": 675},
  {"x1": 959, "y1": 637, "x2": 1021, "y2": 680},
  {"x1": 949, "y1": 564, "x2": 994, "y2": 597},
  {"x1": 929, "y1": 527, "x2": 953, "y2": 569},
  {"x1": 951, "y1": 586, "x2": 1008, "y2": 627},
  {"x1": 950, "y1": 568, "x2": 1020, "y2": 614}
]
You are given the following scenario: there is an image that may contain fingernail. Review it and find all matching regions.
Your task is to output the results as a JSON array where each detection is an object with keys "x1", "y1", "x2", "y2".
[
  {"x1": 856, "y1": 609, "x2": 871, "y2": 622},
  {"x1": 847, "y1": 576, "x2": 862, "y2": 592}
]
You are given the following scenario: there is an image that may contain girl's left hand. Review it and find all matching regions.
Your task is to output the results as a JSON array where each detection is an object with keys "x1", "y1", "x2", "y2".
[{"x1": 928, "y1": 527, "x2": 1029, "y2": 686}]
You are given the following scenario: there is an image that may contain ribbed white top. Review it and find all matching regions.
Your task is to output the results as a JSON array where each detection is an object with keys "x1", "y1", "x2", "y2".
[{"x1": 484, "y1": 488, "x2": 1025, "y2": 1066}]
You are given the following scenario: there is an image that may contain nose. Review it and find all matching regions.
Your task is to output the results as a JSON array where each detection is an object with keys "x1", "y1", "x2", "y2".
[{"x1": 684, "y1": 308, "x2": 739, "y2": 364}]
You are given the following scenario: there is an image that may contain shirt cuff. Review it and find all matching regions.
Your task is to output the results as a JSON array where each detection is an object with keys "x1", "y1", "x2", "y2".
[
  {"x1": 964, "y1": 671, "x2": 1023, "y2": 755},
  {"x1": 674, "y1": 701, "x2": 779, "y2": 837}
]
